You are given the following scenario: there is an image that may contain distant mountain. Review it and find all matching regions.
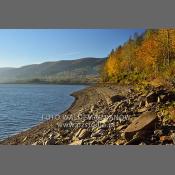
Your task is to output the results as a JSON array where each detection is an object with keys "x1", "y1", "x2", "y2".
[{"x1": 0, "y1": 57, "x2": 105, "y2": 84}]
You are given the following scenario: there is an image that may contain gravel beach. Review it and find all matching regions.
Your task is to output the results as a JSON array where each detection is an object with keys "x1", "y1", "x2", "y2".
[{"x1": 1, "y1": 84, "x2": 175, "y2": 145}]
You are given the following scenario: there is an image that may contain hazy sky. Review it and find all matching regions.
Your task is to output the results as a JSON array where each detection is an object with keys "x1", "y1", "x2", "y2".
[{"x1": 0, "y1": 29, "x2": 144, "y2": 67}]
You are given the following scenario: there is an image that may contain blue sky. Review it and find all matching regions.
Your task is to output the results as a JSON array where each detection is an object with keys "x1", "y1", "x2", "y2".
[{"x1": 0, "y1": 29, "x2": 144, "y2": 67}]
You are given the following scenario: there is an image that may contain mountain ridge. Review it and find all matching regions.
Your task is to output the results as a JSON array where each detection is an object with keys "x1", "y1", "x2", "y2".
[{"x1": 0, "y1": 57, "x2": 106, "y2": 84}]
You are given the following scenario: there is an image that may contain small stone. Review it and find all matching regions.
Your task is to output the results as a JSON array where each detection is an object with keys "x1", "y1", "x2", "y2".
[
  {"x1": 139, "y1": 99, "x2": 146, "y2": 108},
  {"x1": 138, "y1": 107, "x2": 148, "y2": 113},
  {"x1": 157, "y1": 96, "x2": 160, "y2": 103},
  {"x1": 145, "y1": 100, "x2": 149, "y2": 107},
  {"x1": 171, "y1": 133, "x2": 175, "y2": 144},
  {"x1": 99, "y1": 118, "x2": 108, "y2": 124},
  {"x1": 160, "y1": 94, "x2": 166, "y2": 100},
  {"x1": 120, "y1": 132, "x2": 125, "y2": 139},
  {"x1": 45, "y1": 134, "x2": 56, "y2": 145},
  {"x1": 77, "y1": 113, "x2": 83, "y2": 118},
  {"x1": 32, "y1": 142, "x2": 38, "y2": 145},
  {"x1": 74, "y1": 128, "x2": 83, "y2": 138},
  {"x1": 139, "y1": 142, "x2": 147, "y2": 145},
  {"x1": 90, "y1": 104, "x2": 98, "y2": 112},
  {"x1": 54, "y1": 133, "x2": 61, "y2": 139},
  {"x1": 114, "y1": 101, "x2": 123, "y2": 109},
  {"x1": 100, "y1": 136, "x2": 109, "y2": 143},
  {"x1": 116, "y1": 125, "x2": 127, "y2": 131},
  {"x1": 22, "y1": 136, "x2": 27, "y2": 142},
  {"x1": 160, "y1": 136, "x2": 172, "y2": 143},
  {"x1": 154, "y1": 130, "x2": 163, "y2": 136},
  {"x1": 91, "y1": 129, "x2": 104, "y2": 137},
  {"x1": 78, "y1": 129, "x2": 91, "y2": 139},
  {"x1": 69, "y1": 140, "x2": 83, "y2": 145},
  {"x1": 115, "y1": 139, "x2": 125, "y2": 145}
]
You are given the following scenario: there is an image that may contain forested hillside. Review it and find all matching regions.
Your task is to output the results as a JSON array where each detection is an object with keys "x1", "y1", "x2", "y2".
[
  {"x1": 101, "y1": 29, "x2": 175, "y2": 86},
  {"x1": 0, "y1": 57, "x2": 105, "y2": 84}
]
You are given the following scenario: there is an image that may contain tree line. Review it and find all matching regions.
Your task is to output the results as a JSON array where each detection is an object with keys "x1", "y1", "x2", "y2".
[{"x1": 101, "y1": 29, "x2": 175, "y2": 85}]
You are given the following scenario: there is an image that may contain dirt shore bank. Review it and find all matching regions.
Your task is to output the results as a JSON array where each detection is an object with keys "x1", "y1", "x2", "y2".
[{"x1": 1, "y1": 84, "x2": 175, "y2": 145}]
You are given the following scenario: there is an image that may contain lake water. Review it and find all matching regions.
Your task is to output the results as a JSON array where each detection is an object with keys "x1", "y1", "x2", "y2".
[{"x1": 0, "y1": 84, "x2": 86, "y2": 140}]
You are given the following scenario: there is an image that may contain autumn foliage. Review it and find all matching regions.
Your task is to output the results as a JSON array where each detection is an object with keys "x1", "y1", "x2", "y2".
[{"x1": 101, "y1": 29, "x2": 175, "y2": 85}]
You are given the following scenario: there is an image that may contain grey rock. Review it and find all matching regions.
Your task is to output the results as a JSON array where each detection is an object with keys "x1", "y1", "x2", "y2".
[{"x1": 124, "y1": 111, "x2": 158, "y2": 140}]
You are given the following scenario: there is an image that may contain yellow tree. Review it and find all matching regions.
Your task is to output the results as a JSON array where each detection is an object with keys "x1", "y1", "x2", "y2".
[
  {"x1": 157, "y1": 29, "x2": 175, "y2": 66},
  {"x1": 135, "y1": 30, "x2": 161, "y2": 75},
  {"x1": 105, "y1": 48, "x2": 122, "y2": 79}
]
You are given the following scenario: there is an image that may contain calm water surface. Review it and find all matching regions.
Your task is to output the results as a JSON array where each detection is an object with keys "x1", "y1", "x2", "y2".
[{"x1": 0, "y1": 84, "x2": 86, "y2": 140}]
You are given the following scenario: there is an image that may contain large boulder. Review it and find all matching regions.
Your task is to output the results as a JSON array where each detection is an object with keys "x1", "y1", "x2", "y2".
[{"x1": 124, "y1": 111, "x2": 158, "y2": 140}]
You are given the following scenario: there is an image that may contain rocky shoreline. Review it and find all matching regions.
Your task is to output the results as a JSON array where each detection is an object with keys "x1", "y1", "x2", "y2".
[{"x1": 1, "y1": 84, "x2": 175, "y2": 145}]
